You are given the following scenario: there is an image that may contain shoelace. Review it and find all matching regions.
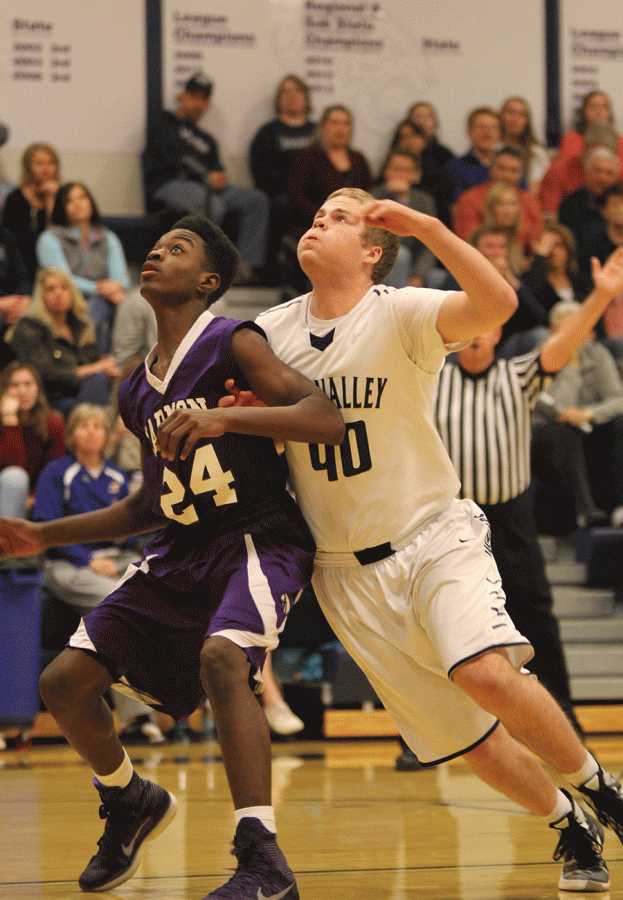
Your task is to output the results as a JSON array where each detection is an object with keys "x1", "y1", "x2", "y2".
[
  {"x1": 583, "y1": 777, "x2": 623, "y2": 839},
  {"x1": 553, "y1": 820, "x2": 603, "y2": 869},
  {"x1": 96, "y1": 801, "x2": 134, "y2": 854}
]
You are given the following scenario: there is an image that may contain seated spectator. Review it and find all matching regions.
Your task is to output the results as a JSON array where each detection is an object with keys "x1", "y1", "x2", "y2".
[
  {"x1": 452, "y1": 147, "x2": 543, "y2": 252},
  {"x1": 581, "y1": 186, "x2": 623, "y2": 361},
  {"x1": 498, "y1": 96, "x2": 551, "y2": 195},
  {"x1": 111, "y1": 286, "x2": 157, "y2": 371},
  {"x1": 33, "y1": 402, "x2": 164, "y2": 744},
  {"x1": 441, "y1": 226, "x2": 549, "y2": 358},
  {"x1": 371, "y1": 149, "x2": 438, "y2": 287},
  {"x1": 558, "y1": 147, "x2": 622, "y2": 276},
  {"x1": 6, "y1": 268, "x2": 120, "y2": 416},
  {"x1": 388, "y1": 118, "x2": 428, "y2": 159},
  {"x1": 393, "y1": 113, "x2": 452, "y2": 226},
  {"x1": 443, "y1": 106, "x2": 500, "y2": 205},
  {"x1": 0, "y1": 360, "x2": 65, "y2": 518},
  {"x1": 2, "y1": 143, "x2": 60, "y2": 286},
  {"x1": 283, "y1": 104, "x2": 373, "y2": 298},
  {"x1": 557, "y1": 89, "x2": 623, "y2": 171},
  {"x1": 483, "y1": 182, "x2": 536, "y2": 272},
  {"x1": 532, "y1": 292, "x2": 623, "y2": 529},
  {"x1": 143, "y1": 71, "x2": 269, "y2": 285},
  {"x1": 582, "y1": 183, "x2": 623, "y2": 264},
  {"x1": 539, "y1": 123, "x2": 619, "y2": 217},
  {"x1": 407, "y1": 101, "x2": 455, "y2": 174},
  {"x1": 523, "y1": 224, "x2": 593, "y2": 315},
  {"x1": 0, "y1": 122, "x2": 16, "y2": 212},
  {"x1": 0, "y1": 226, "x2": 31, "y2": 369},
  {"x1": 287, "y1": 104, "x2": 373, "y2": 239},
  {"x1": 36, "y1": 182, "x2": 131, "y2": 355},
  {"x1": 249, "y1": 75, "x2": 316, "y2": 275}
]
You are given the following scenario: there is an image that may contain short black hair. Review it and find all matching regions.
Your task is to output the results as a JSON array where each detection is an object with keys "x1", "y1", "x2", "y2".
[
  {"x1": 173, "y1": 215, "x2": 241, "y2": 305},
  {"x1": 184, "y1": 72, "x2": 213, "y2": 98}
]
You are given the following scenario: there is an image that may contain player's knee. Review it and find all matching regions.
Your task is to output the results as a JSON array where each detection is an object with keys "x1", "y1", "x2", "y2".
[
  {"x1": 39, "y1": 649, "x2": 108, "y2": 711},
  {"x1": 452, "y1": 651, "x2": 512, "y2": 706},
  {"x1": 200, "y1": 637, "x2": 249, "y2": 694}
]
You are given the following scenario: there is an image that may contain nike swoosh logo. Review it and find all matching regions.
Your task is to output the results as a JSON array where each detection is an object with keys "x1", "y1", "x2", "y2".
[
  {"x1": 122, "y1": 818, "x2": 150, "y2": 857},
  {"x1": 257, "y1": 885, "x2": 295, "y2": 900}
]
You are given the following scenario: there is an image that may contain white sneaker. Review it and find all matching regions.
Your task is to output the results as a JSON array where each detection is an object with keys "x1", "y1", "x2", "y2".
[{"x1": 264, "y1": 702, "x2": 305, "y2": 735}]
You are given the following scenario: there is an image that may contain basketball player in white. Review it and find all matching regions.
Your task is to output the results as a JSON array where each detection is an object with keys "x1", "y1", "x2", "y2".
[{"x1": 224, "y1": 190, "x2": 623, "y2": 891}]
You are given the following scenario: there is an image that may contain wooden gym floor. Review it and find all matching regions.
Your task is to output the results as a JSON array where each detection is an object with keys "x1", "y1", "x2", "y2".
[{"x1": 1, "y1": 733, "x2": 622, "y2": 900}]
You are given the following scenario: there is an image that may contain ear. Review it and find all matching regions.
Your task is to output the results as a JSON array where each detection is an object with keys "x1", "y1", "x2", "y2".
[
  {"x1": 363, "y1": 244, "x2": 383, "y2": 271},
  {"x1": 199, "y1": 272, "x2": 221, "y2": 297}
]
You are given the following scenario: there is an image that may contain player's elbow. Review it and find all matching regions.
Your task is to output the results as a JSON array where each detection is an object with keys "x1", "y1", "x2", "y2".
[{"x1": 498, "y1": 284, "x2": 518, "y2": 323}]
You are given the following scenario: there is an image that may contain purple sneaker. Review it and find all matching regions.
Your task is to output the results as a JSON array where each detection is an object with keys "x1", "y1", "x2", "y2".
[
  {"x1": 79, "y1": 771, "x2": 177, "y2": 892},
  {"x1": 204, "y1": 817, "x2": 299, "y2": 899}
]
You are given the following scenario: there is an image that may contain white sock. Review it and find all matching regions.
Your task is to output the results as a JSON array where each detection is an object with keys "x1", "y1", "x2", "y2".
[
  {"x1": 566, "y1": 751, "x2": 600, "y2": 790},
  {"x1": 95, "y1": 749, "x2": 134, "y2": 789},
  {"x1": 547, "y1": 789, "x2": 580, "y2": 827},
  {"x1": 235, "y1": 806, "x2": 276, "y2": 834}
]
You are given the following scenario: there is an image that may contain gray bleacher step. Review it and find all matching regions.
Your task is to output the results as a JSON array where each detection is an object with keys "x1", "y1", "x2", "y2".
[
  {"x1": 560, "y1": 610, "x2": 623, "y2": 643},
  {"x1": 569, "y1": 676, "x2": 623, "y2": 702},
  {"x1": 562, "y1": 644, "x2": 623, "y2": 676},
  {"x1": 546, "y1": 560, "x2": 586, "y2": 585},
  {"x1": 551, "y1": 584, "x2": 616, "y2": 618},
  {"x1": 212, "y1": 287, "x2": 280, "y2": 323},
  {"x1": 538, "y1": 535, "x2": 576, "y2": 563}
]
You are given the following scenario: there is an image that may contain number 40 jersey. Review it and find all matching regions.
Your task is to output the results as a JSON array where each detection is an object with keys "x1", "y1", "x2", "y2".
[
  {"x1": 257, "y1": 285, "x2": 462, "y2": 556},
  {"x1": 117, "y1": 310, "x2": 313, "y2": 581}
]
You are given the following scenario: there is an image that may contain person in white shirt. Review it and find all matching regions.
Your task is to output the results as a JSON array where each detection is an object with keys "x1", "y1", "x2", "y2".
[{"x1": 225, "y1": 188, "x2": 623, "y2": 892}]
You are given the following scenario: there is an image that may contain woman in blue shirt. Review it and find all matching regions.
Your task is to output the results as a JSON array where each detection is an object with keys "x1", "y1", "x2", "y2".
[{"x1": 36, "y1": 182, "x2": 131, "y2": 355}]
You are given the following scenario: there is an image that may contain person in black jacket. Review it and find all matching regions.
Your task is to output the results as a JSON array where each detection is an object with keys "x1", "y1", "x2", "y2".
[
  {"x1": 6, "y1": 268, "x2": 120, "y2": 415},
  {"x1": 143, "y1": 72, "x2": 269, "y2": 284}
]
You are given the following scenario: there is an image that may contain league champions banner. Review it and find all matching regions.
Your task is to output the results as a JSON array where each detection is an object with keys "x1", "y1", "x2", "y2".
[
  {"x1": 161, "y1": 0, "x2": 546, "y2": 169},
  {"x1": 559, "y1": 0, "x2": 623, "y2": 134},
  {"x1": 0, "y1": 2, "x2": 146, "y2": 153}
]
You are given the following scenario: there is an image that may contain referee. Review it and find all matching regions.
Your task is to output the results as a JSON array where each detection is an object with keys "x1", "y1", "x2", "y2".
[
  {"x1": 434, "y1": 247, "x2": 623, "y2": 738},
  {"x1": 435, "y1": 331, "x2": 581, "y2": 734}
]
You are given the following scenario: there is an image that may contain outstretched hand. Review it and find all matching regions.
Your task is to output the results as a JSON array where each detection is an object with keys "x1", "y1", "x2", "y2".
[
  {"x1": 591, "y1": 247, "x2": 623, "y2": 298},
  {"x1": 217, "y1": 378, "x2": 265, "y2": 409},
  {"x1": 0, "y1": 517, "x2": 46, "y2": 558}
]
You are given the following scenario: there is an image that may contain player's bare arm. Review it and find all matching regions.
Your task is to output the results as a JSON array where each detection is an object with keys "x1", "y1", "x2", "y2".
[
  {"x1": 156, "y1": 327, "x2": 345, "y2": 461},
  {"x1": 361, "y1": 199, "x2": 518, "y2": 344},
  {"x1": 539, "y1": 247, "x2": 623, "y2": 373},
  {"x1": 0, "y1": 487, "x2": 166, "y2": 559}
]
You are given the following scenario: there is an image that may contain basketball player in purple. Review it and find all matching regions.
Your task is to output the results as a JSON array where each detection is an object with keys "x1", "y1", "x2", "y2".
[{"x1": 0, "y1": 215, "x2": 344, "y2": 899}]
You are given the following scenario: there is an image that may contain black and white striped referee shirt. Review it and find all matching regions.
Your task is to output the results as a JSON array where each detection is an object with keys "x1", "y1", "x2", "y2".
[{"x1": 435, "y1": 348, "x2": 549, "y2": 506}]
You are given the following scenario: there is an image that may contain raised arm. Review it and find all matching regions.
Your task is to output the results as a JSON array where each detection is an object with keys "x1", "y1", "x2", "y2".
[
  {"x1": 156, "y1": 327, "x2": 345, "y2": 461},
  {"x1": 361, "y1": 200, "x2": 518, "y2": 343},
  {"x1": 539, "y1": 248, "x2": 623, "y2": 373}
]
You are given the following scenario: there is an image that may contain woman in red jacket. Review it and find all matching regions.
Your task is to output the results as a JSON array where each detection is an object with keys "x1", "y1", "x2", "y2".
[{"x1": 0, "y1": 360, "x2": 65, "y2": 517}]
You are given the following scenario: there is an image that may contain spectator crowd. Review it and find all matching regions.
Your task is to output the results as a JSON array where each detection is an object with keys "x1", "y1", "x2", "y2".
[{"x1": 1, "y1": 77, "x2": 623, "y2": 748}]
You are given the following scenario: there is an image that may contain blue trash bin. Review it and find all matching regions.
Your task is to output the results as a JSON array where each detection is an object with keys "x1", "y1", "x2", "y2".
[{"x1": 0, "y1": 568, "x2": 44, "y2": 730}]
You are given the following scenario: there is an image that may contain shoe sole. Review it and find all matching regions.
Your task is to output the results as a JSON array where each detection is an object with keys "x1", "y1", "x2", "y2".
[
  {"x1": 79, "y1": 790, "x2": 178, "y2": 893},
  {"x1": 558, "y1": 874, "x2": 610, "y2": 892}
]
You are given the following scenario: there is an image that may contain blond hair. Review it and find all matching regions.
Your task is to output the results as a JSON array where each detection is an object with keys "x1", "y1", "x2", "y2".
[
  {"x1": 10, "y1": 268, "x2": 96, "y2": 347},
  {"x1": 325, "y1": 188, "x2": 400, "y2": 283},
  {"x1": 20, "y1": 142, "x2": 60, "y2": 187},
  {"x1": 483, "y1": 183, "x2": 526, "y2": 273},
  {"x1": 65, "y1": 403, "x2": 111, "y2": 452}
]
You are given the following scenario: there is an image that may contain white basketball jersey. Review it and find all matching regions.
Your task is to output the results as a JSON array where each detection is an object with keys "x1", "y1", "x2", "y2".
[{"x1": 257, "y1": 285, "x2": 461, "y2": 554}]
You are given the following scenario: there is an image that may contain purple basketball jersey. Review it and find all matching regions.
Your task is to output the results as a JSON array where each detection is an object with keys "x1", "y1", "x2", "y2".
[{"x1": 117, "y1": 311, "x2": 315, "y2": 586}]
